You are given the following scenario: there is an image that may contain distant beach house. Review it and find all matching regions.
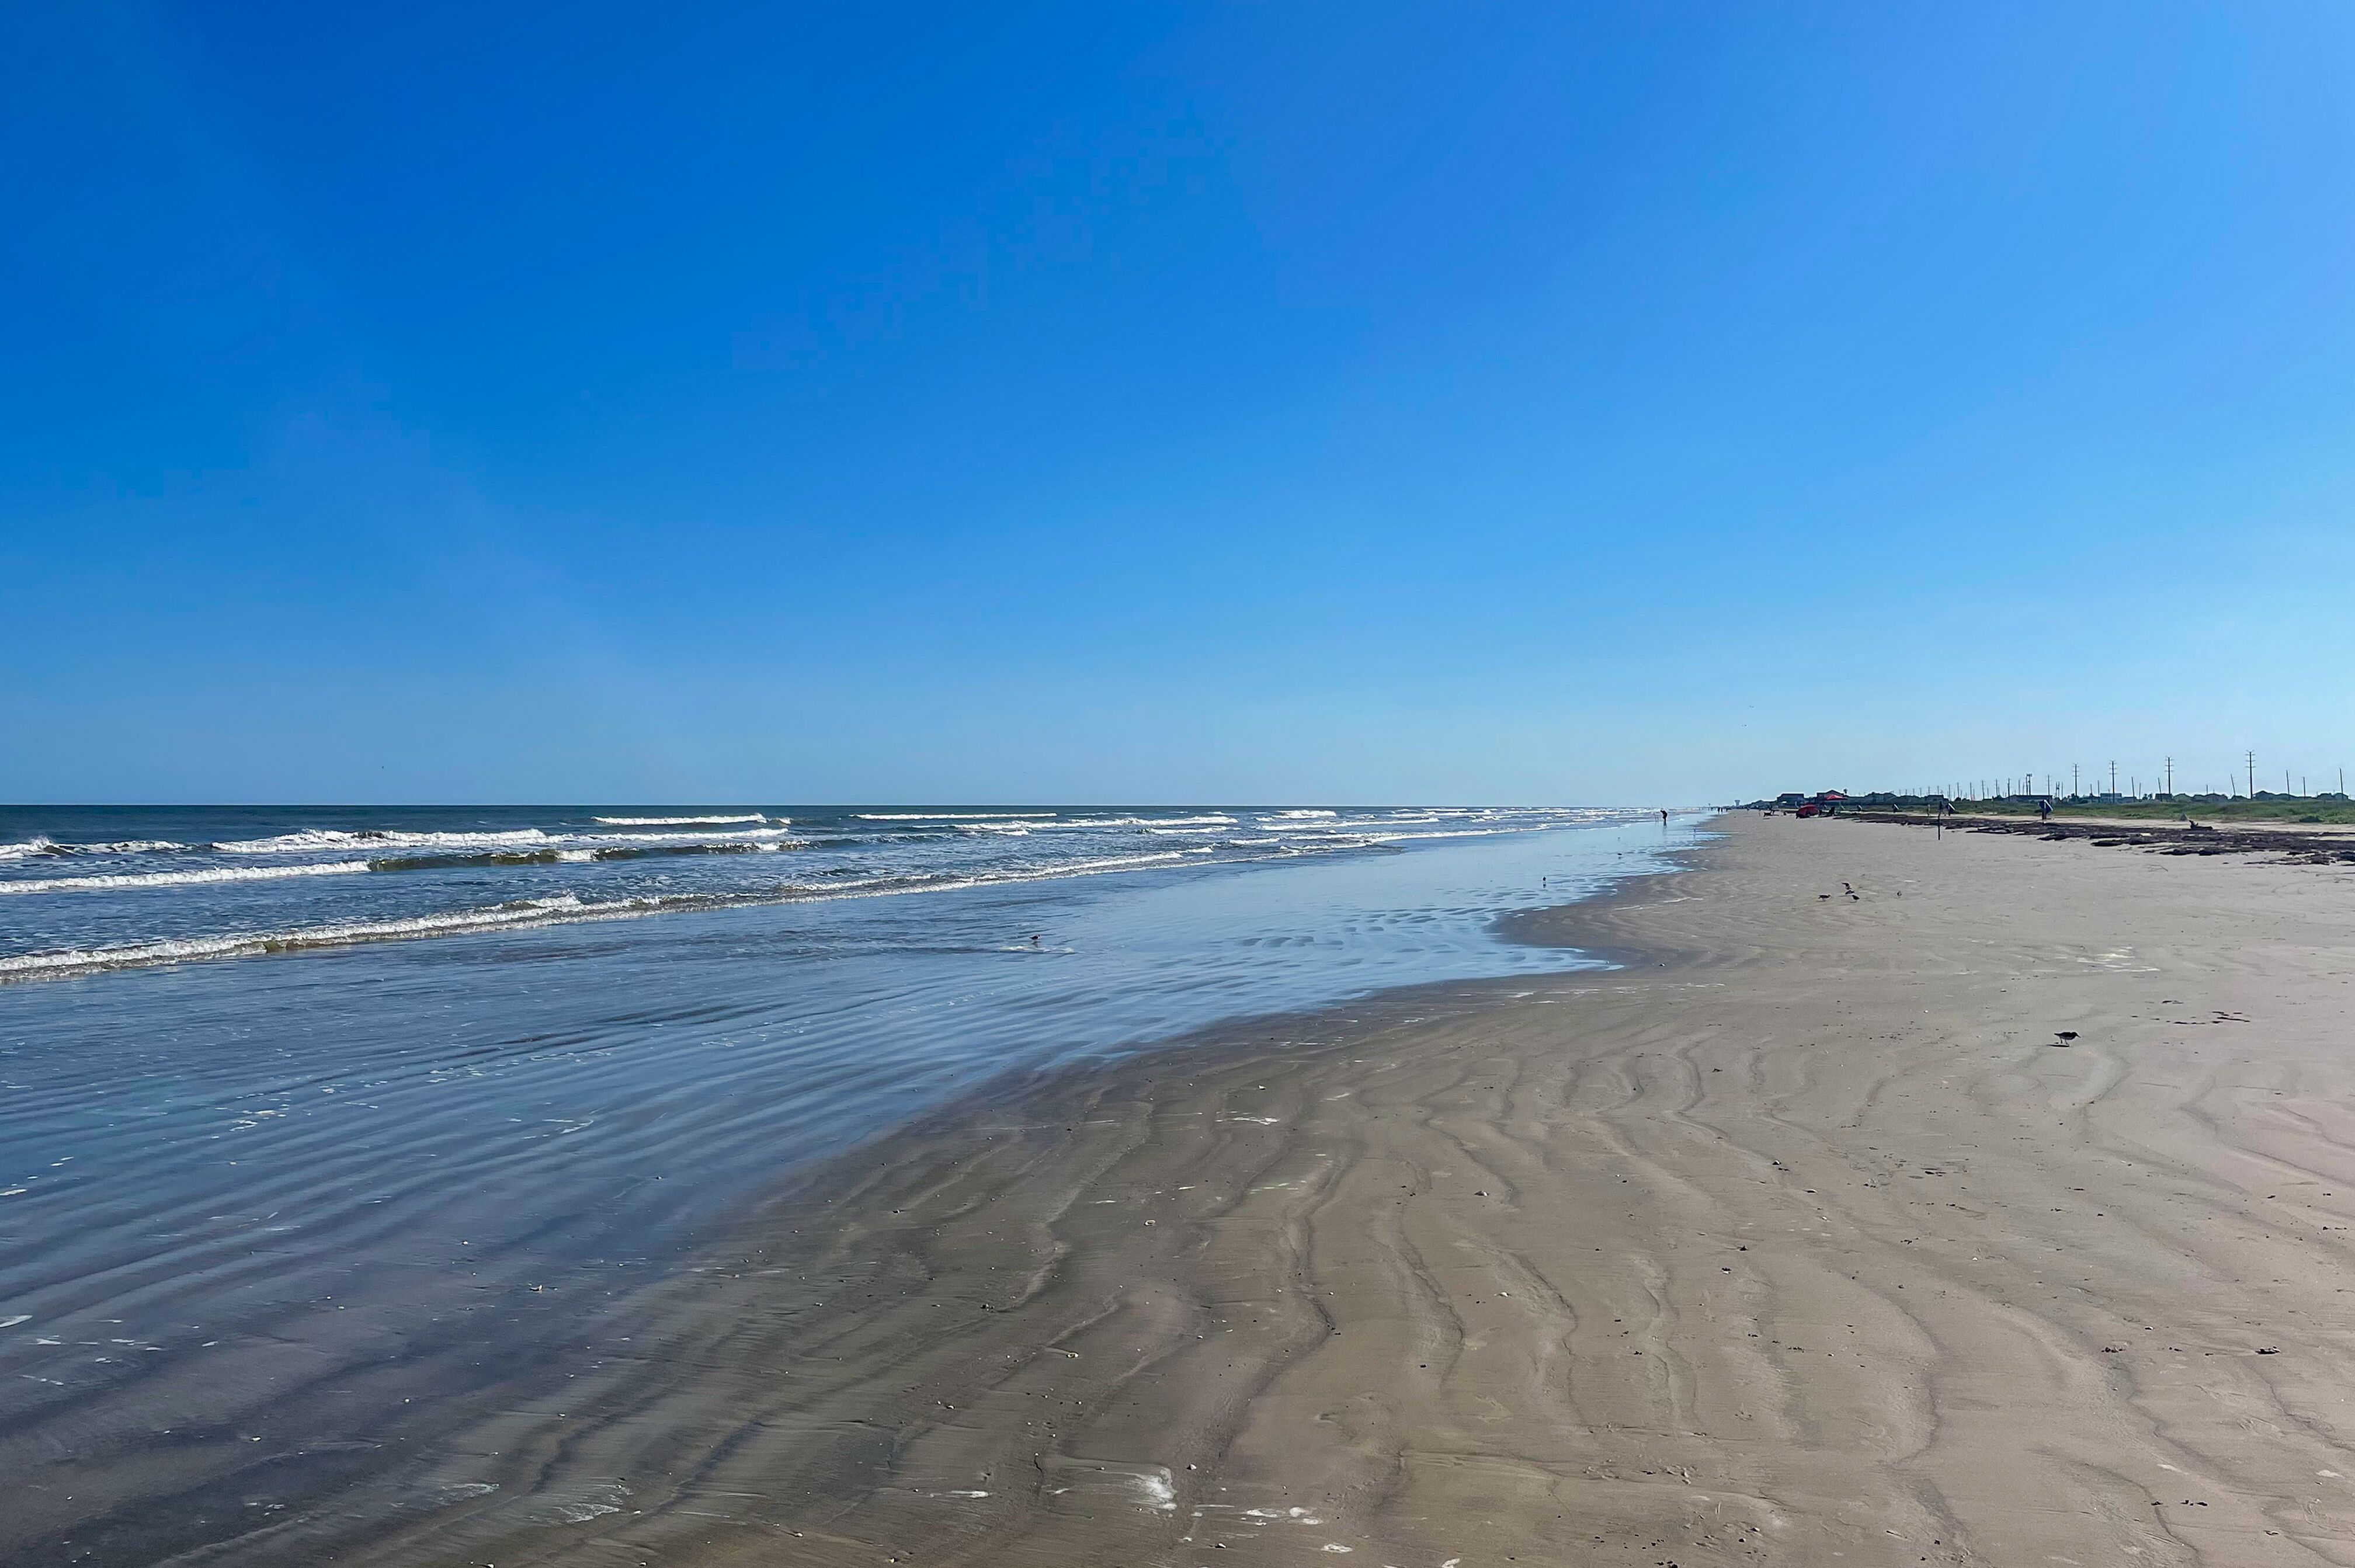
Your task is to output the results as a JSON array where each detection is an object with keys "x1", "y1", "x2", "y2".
[{"x1": 1763, "y1": 790, "x2": 1848, "y2": 818}]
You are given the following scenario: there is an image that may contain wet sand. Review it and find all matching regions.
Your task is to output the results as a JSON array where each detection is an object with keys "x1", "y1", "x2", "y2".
[{"x1": 36, "y1": 812, "x2": 2355, "y2": 1566}]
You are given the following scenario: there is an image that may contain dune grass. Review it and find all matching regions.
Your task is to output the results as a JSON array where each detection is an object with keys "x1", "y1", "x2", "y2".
[{"x1": 1964, "y1": 796, "x2": 2355, "y2": 825}]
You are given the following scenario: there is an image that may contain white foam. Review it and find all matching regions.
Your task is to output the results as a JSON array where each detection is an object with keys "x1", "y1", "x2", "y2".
[
  {"x1": 214, "y1": 828, "x2": 554, "y2": 855},
  {"x1": 1257, "y1": 813, "x2": 1449, "y2": 832},
  {"x1": 553, "y1": 1502, "x2": 620, "y2": 1522},
  {"x1": 0, "y1": 895, "x2": 595, "y2": 976},
  {"x1": 967, "y1": 815, "x2": 1234, "y2": 832},
  {"x1": 0, "y1": 860, "x2": 373, "y2": 896},
  {"x1": 0, "y1": 837, "x2": 189, "y2": 857},
  {"x1": 592, "y1": 815, "x2": 772, "y2": 826},
  {"x1": 0, "y1": 850, "x2": 1211, "y2": 978},
  {"x1": 570, "y1": 827, "x2": 798, "y2": 848},
  {"x1": 212, "y1": 824, "x2": 801, "y2": 857},
  {"x1": 1356, "y1": 826, "x2": 1542, "y2": 843},
  {"x1": 857, "y1": 812, "x2": 1056, "y2": 821},
  {"x1": 0, "y1": 808, "x2": 1647, "y2": 980},
  {"x1": 1259, "y1": 819, "x2": 1592, "y2": 853}
]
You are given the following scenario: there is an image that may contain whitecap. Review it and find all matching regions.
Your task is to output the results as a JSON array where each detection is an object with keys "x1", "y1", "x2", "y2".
[
  {"x1": 0, "y1": 895, "x2": 595, "y2": 976},
  {"x1": 568, "y1": 827, "x2": 798, "y2": 849},
  {"x1": 592, "y1": 815, "x2": 772, "y2": 826},
  {"x1": 0, "y1": 860, "x2": 373, "y2": 896},
  {"x1": 967, "y1": 815, "x2": 1234, "y2": 832},
  {"x1": 214, "y1": 828, "x2": 554, "y2": 855},
  {"x1": 1, "y1": 849, "x2": 1213, "y2": 979},
  {"x1": 856, "y1": 812, "x2": 1055, "y2": 821}
]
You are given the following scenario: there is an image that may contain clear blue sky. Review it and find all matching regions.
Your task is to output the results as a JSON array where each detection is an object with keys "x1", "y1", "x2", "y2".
[{"x1": 6, "y1": 4, "x2": 2351, "y2": 804}]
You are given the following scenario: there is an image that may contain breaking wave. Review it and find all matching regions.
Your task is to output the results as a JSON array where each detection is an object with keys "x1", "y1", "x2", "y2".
[
  {"x1": 0, "y1": 805, "x2": 1659, "y2": 980},
  {"x1": 959, "y1": 814, "x2": 1235, "y2": 833},
  {"x1": 1, "y1": 849, "x2": 1211, "y2": 979},
  {"x1": 0, "y1": 860, "x2": 374, "y2": 895},
  {"x1": 214, "y1": 828, "x2": 555, "y2": 855},
  {"x1": 6, "y1": 837, "x2": 806, "y2": 891},
  {"x1": 859, "y1": 813, "x2": 1056, "y2": 823},
  {"x1": 0, "y1": 895, "x2": 600, "y2": 977}
]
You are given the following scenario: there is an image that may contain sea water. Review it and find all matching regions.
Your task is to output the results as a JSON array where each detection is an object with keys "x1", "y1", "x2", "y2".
[{"x1": 0, "y1": 805, "x2": 1696, "y2": 1557}]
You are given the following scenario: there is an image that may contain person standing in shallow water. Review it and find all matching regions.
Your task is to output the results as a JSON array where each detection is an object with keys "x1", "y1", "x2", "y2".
[{"x1": 1661, "y1": 809, "x2": 1669, "y2": 827}]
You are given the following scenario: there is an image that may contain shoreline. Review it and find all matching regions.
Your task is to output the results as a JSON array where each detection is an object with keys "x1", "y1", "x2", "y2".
[
  {"x1": 0, "y1": 828, "x2": 1684, "y2": 1568},
  {"x1": 33, "y1": 813, "x2": 2355, "y2": 1566}
]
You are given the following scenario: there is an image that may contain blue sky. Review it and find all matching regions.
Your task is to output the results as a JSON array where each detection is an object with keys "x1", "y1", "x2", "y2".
[{"x1": 5, "y1": 3, "x2": 2351, "y2": 804}]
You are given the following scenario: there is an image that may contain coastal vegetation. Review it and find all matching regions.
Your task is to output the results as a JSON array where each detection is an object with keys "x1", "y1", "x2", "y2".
[
  {"x1": 1748, "y1": 791, "x2": 2355, "y2": 826},
  {"x1": 1967, "y1": 794, "x2": 2355, "y2": 825}
]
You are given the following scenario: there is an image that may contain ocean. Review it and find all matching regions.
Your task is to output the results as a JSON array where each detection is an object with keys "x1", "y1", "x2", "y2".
[{"x1": 0, "y1": 804, "x2": 1694, "y2": 1560}]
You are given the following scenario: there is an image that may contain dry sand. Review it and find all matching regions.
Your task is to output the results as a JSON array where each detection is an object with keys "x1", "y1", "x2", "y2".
[{"x1": 299, "y1": 813, "x2": 2355, "y2": 1567}]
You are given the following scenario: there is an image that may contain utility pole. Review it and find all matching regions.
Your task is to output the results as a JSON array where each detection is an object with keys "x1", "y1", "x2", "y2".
[
  {"x1": 2165, "y1": 756, "x2": 2172, "y2": 796},
  {"x1": 2248, "y1": 750, "x2": 2256, "y2": 798}
]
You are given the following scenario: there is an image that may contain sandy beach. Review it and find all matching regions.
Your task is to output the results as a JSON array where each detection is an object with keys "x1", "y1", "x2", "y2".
[
  {"x1": 180, "y1": 809, "x2": 2346, "y2": 1568},
  {"x1": 21, "y1": 12, "x2": 2347, "y2": 1565}
]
